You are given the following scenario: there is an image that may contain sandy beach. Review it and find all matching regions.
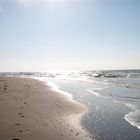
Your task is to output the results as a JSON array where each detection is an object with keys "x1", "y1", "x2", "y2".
[{"x1": 0, "y1": 77, "x2": 93, "y2": 140}]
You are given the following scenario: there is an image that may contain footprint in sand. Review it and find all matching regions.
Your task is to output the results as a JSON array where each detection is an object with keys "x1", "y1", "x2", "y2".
[
  {"x1": 1, "y1": 85, "x2": 8, "y2": 93},
  {"x1": 44, "y1": 123, "x2": 49, "y2": 127},
  {"x1": 3, "y1": 84, "x2": 8, "y2": 91},
  {"x1": 76, "y1": 132, "x2": 79, "y2": 136},
  {"x1": 15, "y1": 123, "x2": 21, "y2": 126},
  {"x1": 18, "y1": 112, "x2": 25, "y2": 118},
  {"x1": 25, "y1": 129, "x2": 31, "y2": 133},
  {"x1": 24, "y1": 101, "x2": 27, "y2": 104},
  {"x1": 89, "y1": 135, "x2": 95, "y2": 139},
  {"x1": 4, "y1": 85, "x2": 7, "y2": 87},
  {"x1": 18, "y1": 113, "x2": 23, "y2": 115},
  {"x1": 20, "y1": 106, "x2": 24, "y2": 109}
]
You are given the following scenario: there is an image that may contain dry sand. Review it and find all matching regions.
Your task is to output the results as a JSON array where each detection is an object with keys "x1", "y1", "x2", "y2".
[{"x1": 0, "y1": 77, "x2": 94, "y2": 140}]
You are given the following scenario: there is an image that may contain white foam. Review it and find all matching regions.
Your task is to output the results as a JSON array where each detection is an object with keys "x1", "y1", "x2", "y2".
[
  {"x1": 32, "y1": 77, "x2": 74, "y2": 101},
  {"x1": 47, "y1": 81, "x2": 73, "y2": 100},
  {"x1": 86, "y1": 86, "x2": 109, "y2": 98},
  {"x1": 87, "y1": 89, "x2": 101, "y2": 97},
  {"x1": 124, "y1": 103, "x2": 140, "y2": 130}
]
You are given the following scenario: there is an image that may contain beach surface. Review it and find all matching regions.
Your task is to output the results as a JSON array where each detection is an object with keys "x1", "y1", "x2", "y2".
[{"x1": 0, "y1": 77, "x2": 92, "y2": 140}]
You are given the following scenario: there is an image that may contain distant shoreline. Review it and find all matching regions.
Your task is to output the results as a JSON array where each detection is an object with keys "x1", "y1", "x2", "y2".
[{"x1": 0, "y1": 69, "x2": 140, "y2": 73}]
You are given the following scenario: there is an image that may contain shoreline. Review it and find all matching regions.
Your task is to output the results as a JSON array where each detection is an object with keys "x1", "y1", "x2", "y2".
[
  {"x1": 0, "y1": 77, "x2": 93, "y2": 140},
  {"x1": 46, "y1": 78, "x2": 140, "y2": 140}
]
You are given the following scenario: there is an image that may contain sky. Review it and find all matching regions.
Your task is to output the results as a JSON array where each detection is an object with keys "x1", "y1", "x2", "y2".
[{"x1": 0, "y1": 0, "x2": 140, "y2": 72}]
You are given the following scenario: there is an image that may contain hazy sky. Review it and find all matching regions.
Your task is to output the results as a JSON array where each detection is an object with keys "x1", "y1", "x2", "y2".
[{"x1": 0, "y1": 0, "x2": 140, "y2": 71}]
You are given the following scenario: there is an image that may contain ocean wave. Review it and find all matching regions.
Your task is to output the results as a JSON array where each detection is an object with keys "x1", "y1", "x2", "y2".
[
  {"x1": 86, "y1": 87, "x2": 109, "y2": 98},
  {"x1": 0, "y1": 70, "x2": 140, "y2": 79},
  {"x1": 86, "y1": 88, "x2": 101, "y2": 97},
  {"x1": 124, "y1": 103, "x2": 140, "y2": 130}
]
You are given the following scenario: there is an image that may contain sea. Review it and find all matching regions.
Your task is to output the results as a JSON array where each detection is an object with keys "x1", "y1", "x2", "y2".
[{"x1": 1, "y1": 70, "x2": 140, "y2": 140}]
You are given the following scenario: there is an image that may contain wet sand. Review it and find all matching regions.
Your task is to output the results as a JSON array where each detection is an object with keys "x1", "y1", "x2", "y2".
[{"x1": 0, "y1": 77, "x2": 93, "y2": 140}]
